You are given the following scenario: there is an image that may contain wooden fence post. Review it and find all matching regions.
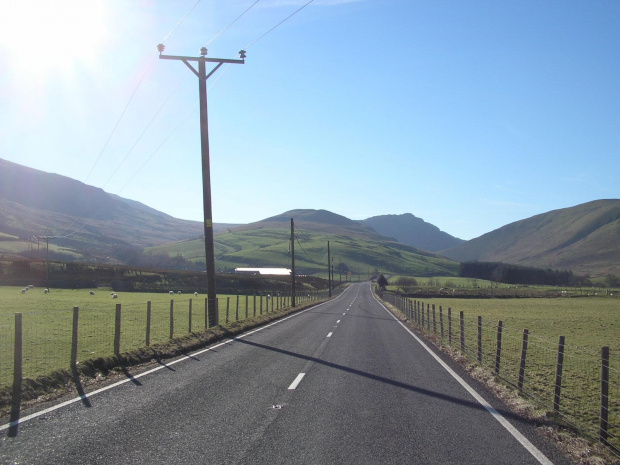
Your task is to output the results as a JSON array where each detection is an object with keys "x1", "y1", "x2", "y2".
[
  {"x1": 236, "y1": 295, "x2": 240, "y2": 321},
  {"x1": 421, "y1": 301, "x2": 425, "y2": 328},
  {"x1": 495, "y1": 320, "x2": 503, "y2": 375},
  {"x1": 189, "y1": 299, "x2": 192, "y2": 333},
  {"x1": 432, "y1": 305, "x2": 437, "y2": 335},
  {"x1": 477, "y1": 316, "x2": 482, "y2": 364},
  {"x1": 440, "y1": 306, "x2": 444, "y2": 339},
  {"x1": 518, "y1": 329, "x2": 529, "y2": 392},
  {"x1": 600, "y1": 346, "x2": 610, "y2": 446},
  {"x1": 114, "y1": 304, "x2": 121, "y2": 356},
  {"x1": 246, "y1": 295, "x2": 249, "y2": 319},
  {"x1": 260, "y1": 294, "x2": 263, "y2": 315},
  {"x1": 226, "y1": 297, "x2": 230, "y2": 325},
  {"x1": 426, "y1": 304, "x2": 430, "y2": 331},
  {"x1": 13, "y1": 312, "x2": 23, "y2": 394},
  {"x1": 205, "y1": 297, "x2": 209, "y2": 329},
  {"x1": 448, "y1": 308, "x2": 452, "y2": 346},
  {"x1": 254, "y1": 295, "x2": 257, "y2": 316},
  {"x1": 169, "y1": 299, "x2": 174, "y2": 339},
  {"x1": 460, "y1": 311, "x2": 465, "y2": 353},
  {"x1": 146, "y1": 301, "x2": 151, "y2": 346},
  {"x1": 553, "y1": 335, "x2": 565, "y2": 413},
  {"x1": 71, "y1": 307, "x2": 79, "y2": 368}
]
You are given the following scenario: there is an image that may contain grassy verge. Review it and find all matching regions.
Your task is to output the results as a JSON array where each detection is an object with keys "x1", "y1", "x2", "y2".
[{"x1": 0, "y1": 296, "x2": 326, "y2": 417}]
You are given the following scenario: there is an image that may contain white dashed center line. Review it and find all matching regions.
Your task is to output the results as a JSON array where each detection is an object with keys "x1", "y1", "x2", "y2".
[
  {"x1": 288, "y1": 373, "x2": 306, "y2": 390},
  {"x1": 327, "y1": 332, "x2": 333, "y2": 337}
]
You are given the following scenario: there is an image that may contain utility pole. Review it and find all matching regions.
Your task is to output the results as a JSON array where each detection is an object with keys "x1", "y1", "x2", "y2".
[
  {"x1": 157, "y1": 44, "x2": 245, "y2": 327},
  {"x1": 327, "y1": 241, "x2": 331, "y2": 298},
  {"x1": 291, "y1": 218, "x2": 296, "y2": 307}
]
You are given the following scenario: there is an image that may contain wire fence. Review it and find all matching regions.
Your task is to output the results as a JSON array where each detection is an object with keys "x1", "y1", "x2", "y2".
[
  {"x1": 0, "y1": 291, "x2": 328, "y2": 390},
  {"x1": 380, "y1": 291, "x2": 620, "y2": 455}
]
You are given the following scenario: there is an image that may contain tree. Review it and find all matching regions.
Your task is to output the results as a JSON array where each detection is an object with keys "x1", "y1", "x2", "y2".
[
  {"x1": 396, "y1": 276, "x2": 418, "y2": 293},
  {"x1": 377, "y1": 274, "x2": 388, "y2": 291}
]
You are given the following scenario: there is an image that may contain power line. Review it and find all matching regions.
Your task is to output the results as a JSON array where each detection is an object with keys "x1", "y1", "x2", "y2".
[
  {"x1": 244, "y1": 0, "x2": 315, "y2": 49},
  {"x1": 204, "y1": 0, "x2": 261, "y2": 47},
  {"x1": 161, "y1": 0, "x2": 203, "y2": 43}
]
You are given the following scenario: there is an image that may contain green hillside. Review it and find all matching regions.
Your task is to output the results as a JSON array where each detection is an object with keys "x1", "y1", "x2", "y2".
[{"x1": 145, "y1": 222, "x2": 459, "y2": 278}]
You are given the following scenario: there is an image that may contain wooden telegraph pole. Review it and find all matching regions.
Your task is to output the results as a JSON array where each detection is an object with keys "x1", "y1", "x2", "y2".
[{"x1": 157, "y1": 44, "x2": 245, "y2": 327}]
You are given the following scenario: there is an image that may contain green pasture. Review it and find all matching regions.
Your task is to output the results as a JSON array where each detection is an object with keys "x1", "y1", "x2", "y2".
[
  {"x1": 400, "y1": 295, "x2": 620, "y2": 444},
  {"x1": 0, "y1": 286, "x2": 303, "y2": 389}
]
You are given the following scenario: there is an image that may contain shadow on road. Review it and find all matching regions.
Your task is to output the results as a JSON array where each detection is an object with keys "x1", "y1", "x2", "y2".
[{"x1": 236, "y1": 338, "x2": 534, "y2": 425}]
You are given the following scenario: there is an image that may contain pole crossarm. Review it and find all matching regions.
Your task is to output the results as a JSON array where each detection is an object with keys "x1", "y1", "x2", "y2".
[{"x1": 159, "y1": 55, "x2": 245, "y2": 65}]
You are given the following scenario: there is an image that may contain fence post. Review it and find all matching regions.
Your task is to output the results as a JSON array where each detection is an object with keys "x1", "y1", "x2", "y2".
[
  {"x1": 205, "y1": 297, "x2": 209, "y2": 329},
  {"x1": 189, "y1": 299, "x2": 192, "y2": 333},
  {"x1": 495, "y1": 320, "x2": 503, "y2": 375},
  {"x1": 254, "y1": 295, "x2": 257, "y2": 316},
  {"x1": 169, "y1": 299, "x2": 174, "y2": 339},
  {"x1": 260, "y1": 294, "x2": 263, "y2": 315},
  {"x1": 460, "y1": 311, "x2": 465, "y2": 353},
  {"x1": 71, "y1": 307, "x2": 79, "y2": 368},
  {"x1": 246, "y1": 295, "x2": 249, "y2": 319},
  {"x1": 448, "y1": 308, "x2": 452, "y2": 346},
  {"x1": 518, "y1": 329, "x2": 529, "y2": 392},
  {"x1": 114, "y1": 303, "x2": 121, "y2": 356},
  {"x1": 600, "y1": 346, "x2": 610, "y2": 446},
  {"x1": 226, "y1": 297, "x2": 230, "y2": 325},
  {"x1": 477, "y1": 316, "x2": 482, "y2": 364},
  {"x1": 440, "y1": 306, "x2": 444, "y2": 339},
  {"x1": 426, "y1": 304, "x2": 430, "y2": 331},
  {"x1": 13, "y1": 312, "x2": 23, "y2": 394},
  {"x1": 553, "y1": 335, "x2": 565, "y2": 413},
  {"x1": 146, "y1": 301, "x2": 151, "y2": 346},
  {"x1": 418, "y1": 301, "x2": 422, "y2": 326},
  {"x1": 432, "y1": 305, "x2": 437, "y2": 335},
  {"x1": 236, "y1": 295, "x2": 240, "y2": 321}
]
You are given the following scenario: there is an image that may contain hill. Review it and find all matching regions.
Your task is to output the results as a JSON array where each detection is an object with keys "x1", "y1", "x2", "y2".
[
  {"x1": 0, "y1": 158, "x2": 235, "y2": 261},
  {"x1": 146, "y1": 209, "x2": 460, "y2": 278},
  {"x1": 440, "y1": 199, "x2": 620, "y2": 277},
  {"x1": 359, "y1": 213, "x2": 464, "y2": 252}
]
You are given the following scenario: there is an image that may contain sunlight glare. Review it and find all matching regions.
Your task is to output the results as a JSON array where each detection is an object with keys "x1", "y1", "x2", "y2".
[{"x1": 0, "y1": 0, "x2": 109, "y2": 77}]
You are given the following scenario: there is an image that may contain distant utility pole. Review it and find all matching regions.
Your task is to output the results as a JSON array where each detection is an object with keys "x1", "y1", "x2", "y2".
[
  {"x1": 157, "y1": 44, "x2": 245, "y2": 327},
  {"x1": 291, "y1": 218, "x2": 296, "y2": 307},
  {"x1": 327, "y1": 241, "x2": 331, "y2": 298}
]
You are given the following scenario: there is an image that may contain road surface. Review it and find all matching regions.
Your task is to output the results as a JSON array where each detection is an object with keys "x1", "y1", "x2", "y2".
[{"x1": 0, "y1": 283, "x2": 572, "y2": 464}]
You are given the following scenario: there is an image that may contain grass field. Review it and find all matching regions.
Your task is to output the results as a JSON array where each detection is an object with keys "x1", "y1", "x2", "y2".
[
  {"x1": 387, "y1": 294, "x2": 620, "y2": 448},
  {"x1": 0, "y1": 286, "x2": 314, "y2": 388}
]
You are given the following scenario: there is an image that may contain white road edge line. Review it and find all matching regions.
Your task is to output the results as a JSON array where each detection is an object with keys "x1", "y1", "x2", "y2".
[
  {"x1": 327, "y1": 332, "x2": 333, "y2": 338},
  {"x1": 288, "y1": 373, "x2": 306, "y2": 390},
  {"x1": 0, "y1": 287, "x2": 355, "y2": 432},
  {"x1": 370, "y1": 285, "x2": 554, "y2": 465}
]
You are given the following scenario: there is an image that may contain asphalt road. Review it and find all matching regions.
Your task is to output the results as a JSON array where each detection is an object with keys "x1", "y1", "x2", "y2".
[{"x1": 0, "y1": 283, "x2": 573, "y2": 464}]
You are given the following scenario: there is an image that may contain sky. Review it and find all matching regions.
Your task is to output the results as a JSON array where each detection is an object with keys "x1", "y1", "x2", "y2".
[{"x1": 0, "y1": 0, "x2": 618, "y2": 241}]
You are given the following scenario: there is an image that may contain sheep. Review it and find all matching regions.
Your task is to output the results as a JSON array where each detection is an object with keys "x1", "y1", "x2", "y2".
[
  {"x1": 89, "y1": 290, "x2": 95, "y2": 295},
  {"x1": 194, "y1": 292, "x2": 198, "y2": 296},
  {"x1": 44, "y1": 288, "x2": 49, "y2": 294},
  {"x1": 177, "y1": 291, "x2": 182, "y2": 295},
  {"x1": 112, "y1": 293, "x2": 118, "y2": 299},
  {"x1": 21, "y1": 288, "x2": 26, "y2": 294},
  {"x1": 28, "y1": 285, "x2": 34, "y2": 289},
  {"x1": 169, "y1": 291, "x2": 174, "y2": 295}
]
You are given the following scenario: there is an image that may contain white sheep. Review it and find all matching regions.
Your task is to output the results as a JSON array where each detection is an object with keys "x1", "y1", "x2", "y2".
[
  {"x1": 44, "y1": 288, "x2": 49, "y2": 294},
  {"x1": 169, "y1": 291, "x2": 174, "y2": 295},
  {"x1": 89, "y1": 290, "x2": 95, "y2": 295},
  {"x1": 21, "y1": 288, "x2": 26, "y2": 294},
  {"x1": 112, "y1": 293, "x2": 118, "y2": 299},
  {"x1": 177, "y1": 291, "x2": 182, "y2": 295},
  {"x1": 194, "y1": 292, "x2": 198, "y2": 296}
]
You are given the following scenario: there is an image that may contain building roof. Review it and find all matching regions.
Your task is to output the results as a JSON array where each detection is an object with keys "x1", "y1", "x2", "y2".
[{"x1": 235, "y1": 267, "x2": 291, "y2": 276}]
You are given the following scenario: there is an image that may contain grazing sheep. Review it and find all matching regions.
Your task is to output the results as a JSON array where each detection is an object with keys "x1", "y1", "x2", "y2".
[
  {"x1": 169, "y1": 291, "x2": 174, "y2": 295},
  {"x1": 89, "y1": 290, "x2": 95, "y2": 295},
  {"x1": 112, "y1": 293, "x2": 118, "y2": 299},
  {"x1": 28, "y1": 285, "x2": 34, "y2": 289},
  {"x1": 194, "y1": 292, "x2": 198, "y2": 296},
  {"x1": 21, "y1": 289, "x2": 26, "y2": 294},
  {"x1": 44, "y1": 289, "x2": 49, "y2": 294},
  {"x1": 177, "y1": 291, "x2": 182, "y2": 295}
]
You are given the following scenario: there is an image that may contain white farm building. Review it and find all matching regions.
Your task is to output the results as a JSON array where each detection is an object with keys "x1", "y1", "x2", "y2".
[{"x1": 235, "y1": 268, "x2": 292, "y2": 276}]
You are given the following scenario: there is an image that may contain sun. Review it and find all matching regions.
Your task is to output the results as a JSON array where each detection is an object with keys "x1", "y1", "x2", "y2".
[{"x1": 0, "y1": 0, "x2": 109, "y2": 78}]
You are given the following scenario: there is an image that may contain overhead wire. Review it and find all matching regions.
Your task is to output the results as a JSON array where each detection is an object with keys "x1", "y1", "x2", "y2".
[
  {"x1": 204, "y1": 0, "x2": 261, "y2": 47},
  {"x1": 244, "y1": 0, "x2": 315, "y2": 49}
]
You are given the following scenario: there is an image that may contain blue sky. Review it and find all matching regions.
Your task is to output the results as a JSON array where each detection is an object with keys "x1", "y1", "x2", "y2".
[{"x1": 1, "y1": 0, "x2": 618, "y2": 241}]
